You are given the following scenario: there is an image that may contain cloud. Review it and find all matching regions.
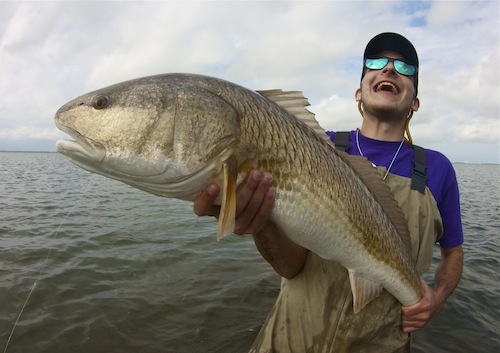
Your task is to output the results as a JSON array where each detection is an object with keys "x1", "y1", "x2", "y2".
[
  {"x1": 0, "y1": 126, "x2": 63, "y2": 141},
  {"x1": 0, "y1": 0, "x2": 498, "y2": 163}
]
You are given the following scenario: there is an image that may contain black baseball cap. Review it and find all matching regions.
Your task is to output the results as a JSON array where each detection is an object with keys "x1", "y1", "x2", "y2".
[{"x1": 362, "y1": 32, "x2": 419, "y2": 95}]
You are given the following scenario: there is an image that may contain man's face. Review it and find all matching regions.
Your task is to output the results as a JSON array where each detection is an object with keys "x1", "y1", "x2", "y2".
[{"x1": 355, "y1": 51, "x2": 419, "y2": 122}]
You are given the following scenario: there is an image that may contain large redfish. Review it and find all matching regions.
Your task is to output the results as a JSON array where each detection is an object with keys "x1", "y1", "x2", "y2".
[{"x1": 55, "y1": 73, "x2": 421, "y2": 313}]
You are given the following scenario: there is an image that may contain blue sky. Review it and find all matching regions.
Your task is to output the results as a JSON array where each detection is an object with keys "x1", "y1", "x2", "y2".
[{"x1": 0, "y1": 0, "x2": 498, "y2": 163}]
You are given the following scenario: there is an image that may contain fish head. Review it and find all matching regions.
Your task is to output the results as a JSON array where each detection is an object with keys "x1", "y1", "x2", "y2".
[{"x1": 55, "y1": 74, "x2": 239, "y2": 199}]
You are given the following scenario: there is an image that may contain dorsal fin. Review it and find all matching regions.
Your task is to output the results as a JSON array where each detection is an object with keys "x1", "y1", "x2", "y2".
[
  {"x1": 257, "y1": 89, "x2": 331, "y2": 145},
  {"x1": 337, "y1": 151, "x2": 412, "y2": 250}
]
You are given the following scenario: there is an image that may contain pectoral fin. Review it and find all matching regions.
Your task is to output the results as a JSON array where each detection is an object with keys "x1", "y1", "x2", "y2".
[
  {"x1": 348, "y1": 269, "x2": 384, "y2": 314},
  {"x1": 217, "y1": 159, "x2": 237, "y2": 241}
]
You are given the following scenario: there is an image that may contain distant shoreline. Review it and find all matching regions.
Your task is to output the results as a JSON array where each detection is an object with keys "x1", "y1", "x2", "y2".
[
  {"x1": 1, "y1": 150, "x2": 498, "y2": 165},
  {"x1": 0, "y1": 150, "x2": 57, "y2": 154}
]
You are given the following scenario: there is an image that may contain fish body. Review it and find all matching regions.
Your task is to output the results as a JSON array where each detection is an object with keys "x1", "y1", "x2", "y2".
[{"x1": 55, "y1": 73, "x2": 421, "y2": 312}]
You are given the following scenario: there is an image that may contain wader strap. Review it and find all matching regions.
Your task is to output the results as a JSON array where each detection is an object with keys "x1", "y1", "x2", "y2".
[
  {"x1": 334, "y1": 131, "x2": 350, "y2": 153},
  {"x1": 411, "y1": 145, "x2": 427, "y2": 194}
]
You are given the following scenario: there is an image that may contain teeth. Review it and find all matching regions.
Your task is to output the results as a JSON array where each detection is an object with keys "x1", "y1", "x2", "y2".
[{"x1": 376, "y1": 82, "x2": 398, "y2": 94}]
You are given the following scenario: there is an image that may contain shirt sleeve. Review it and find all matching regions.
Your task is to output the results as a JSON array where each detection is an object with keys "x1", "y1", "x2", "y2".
[{"x1": 427, "y1": 151, "x2": 464, "y2": 248}]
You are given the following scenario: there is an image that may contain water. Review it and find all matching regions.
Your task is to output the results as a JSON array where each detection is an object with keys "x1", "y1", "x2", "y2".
[{"x1": 0, "y1": 152, "x2": 498, "y2": 352}]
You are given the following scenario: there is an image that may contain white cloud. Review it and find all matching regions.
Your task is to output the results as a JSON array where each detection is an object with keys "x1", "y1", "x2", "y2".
[
  {"x1": 0, "y1": 0, "x2": 498, "y2": 163},
  {"x1": 426, "y1": 0, "x2": 470, "y2": 27},
  {"x1": 0, "y1": 126, "x2": 64, "y2": 141}
]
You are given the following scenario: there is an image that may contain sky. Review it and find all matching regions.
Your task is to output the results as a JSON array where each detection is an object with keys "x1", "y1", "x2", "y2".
[{"x1": 0, "y1": 0, "x2": 498, "y2": 164}]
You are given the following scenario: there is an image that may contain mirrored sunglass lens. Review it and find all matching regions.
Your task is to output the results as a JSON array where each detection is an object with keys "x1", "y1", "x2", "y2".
[
  {"x1": 394, "y1": 60, "x2": 416, "y2": 76},
  {"x1": 365, "y1": 58, "x2": 388, "y2": 70}
]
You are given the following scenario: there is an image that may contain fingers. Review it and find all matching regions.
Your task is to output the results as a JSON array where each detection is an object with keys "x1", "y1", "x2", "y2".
[
  {"x1": 193, "y1": 183, "x2": 221, "y2": 218},
  {"x1": 401, "y1": 279, "x2": 435, "y2": 333},
  {"x1": 234, "y1": 171, "x2": 275, "y2": 235},
  {"x1": 245, "y1": 184, "x2": 275, "y2": 234},
  {"x1": 193, "y1": 170, "x2": 276, "y2": 235}
]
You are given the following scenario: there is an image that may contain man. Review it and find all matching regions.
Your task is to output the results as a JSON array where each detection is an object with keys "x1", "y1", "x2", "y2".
[{"x1": 194, "y1": 32, "x2": 464, "y2": 352}]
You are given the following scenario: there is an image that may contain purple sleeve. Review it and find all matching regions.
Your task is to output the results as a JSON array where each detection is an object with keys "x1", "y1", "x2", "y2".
[{"x1": 426, "y1": 151, "x2": 464, "y2": 248}]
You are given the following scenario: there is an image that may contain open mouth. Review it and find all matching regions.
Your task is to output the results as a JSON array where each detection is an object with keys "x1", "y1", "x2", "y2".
[
  {"x1": 375, "y1": 81, "x2": 399, "y2": 94},
  {"x1": 55, "y1": 123, "x2": 106, "y2": 162}
]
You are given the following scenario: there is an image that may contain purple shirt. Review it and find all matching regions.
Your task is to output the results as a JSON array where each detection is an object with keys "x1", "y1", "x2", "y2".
[{"x1": 326, "y1": 130, "x2": 464, "y2": 248}]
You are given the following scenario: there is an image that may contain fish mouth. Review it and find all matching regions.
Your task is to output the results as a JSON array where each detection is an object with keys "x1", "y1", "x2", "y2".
[
  {"x1": 55, "y1": 123, "x2": 106, "y2": 162},
  {"x1": 374, "y1": 81, "x2": 399, "y2": 94}
]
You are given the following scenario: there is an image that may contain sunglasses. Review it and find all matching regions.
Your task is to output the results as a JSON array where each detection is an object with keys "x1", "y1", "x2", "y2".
[{"x1": 364, "y1": 57, "x2": 417, "y2": 76}]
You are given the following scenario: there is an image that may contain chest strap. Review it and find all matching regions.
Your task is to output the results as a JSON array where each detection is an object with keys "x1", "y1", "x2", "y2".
[
  {"x1": 332, "y1": 131, "x2": 427, "y2": 193},
  {"x1": 334, "y1": 131, "x2": 350, "y2": 153},
  {"x1": 411, "y1": 145, "x2": 427, "y2": 193}
]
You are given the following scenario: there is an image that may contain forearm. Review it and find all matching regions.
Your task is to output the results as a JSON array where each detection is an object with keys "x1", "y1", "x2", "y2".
[
  {"x1": 253, "y1": 221, "x2": 308, "y2": 280},
  {"x1": 433, "y1": 245, "x2": 464, "y2": 311}
]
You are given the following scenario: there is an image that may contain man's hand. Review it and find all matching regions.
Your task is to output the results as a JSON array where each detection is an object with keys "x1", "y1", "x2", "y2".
[
  {"x1": 401, "y1": 245, "x2": 463, "y2": 333},
  {"x1": 193, "y1": 170, "x2": 275, "y2": 235},
  {"x1": 194, "y1": 169, "x2": 306, "y2": 278},
  {"x1": 401, "y1": 279, "x2": 441, "y2": 333}
]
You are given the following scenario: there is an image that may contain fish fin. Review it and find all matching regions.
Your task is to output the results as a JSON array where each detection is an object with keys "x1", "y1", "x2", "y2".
[
  {"x1": 217, "y1": 159, "x2": 237, "y2": 241},
  {"x1": 257, "y1": 89, "x2": 331, "y2": 144},
  {"x1": 338, "y1": 152, "x2": 412, "y2": 251},
  {"x1": 348, "y1": 269, "x2": 384, "y2": 314}
]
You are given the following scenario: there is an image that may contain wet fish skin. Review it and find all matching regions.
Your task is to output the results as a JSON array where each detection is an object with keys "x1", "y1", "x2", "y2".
[{"x1": 55, "y1": 73, "x2": 421, "y2": 313}]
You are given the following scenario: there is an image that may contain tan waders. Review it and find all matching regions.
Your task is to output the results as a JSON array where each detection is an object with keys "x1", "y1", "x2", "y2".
[{"x1": 250, "y1": 170, "x2": 443, "y2": 353}]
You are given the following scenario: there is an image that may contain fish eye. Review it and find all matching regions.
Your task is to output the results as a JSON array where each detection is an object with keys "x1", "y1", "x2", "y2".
[{"x1": 92, "y1": 95, "x2": 109, "y2": 110}]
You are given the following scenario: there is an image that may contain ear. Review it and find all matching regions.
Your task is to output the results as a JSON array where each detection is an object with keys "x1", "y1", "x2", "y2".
[
  {"x1": 411, "y1": 97, "x2": 420, "y2": 112},
  {"x1": 355, "y1": 87, "x2": 362, "y2": 101}
]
